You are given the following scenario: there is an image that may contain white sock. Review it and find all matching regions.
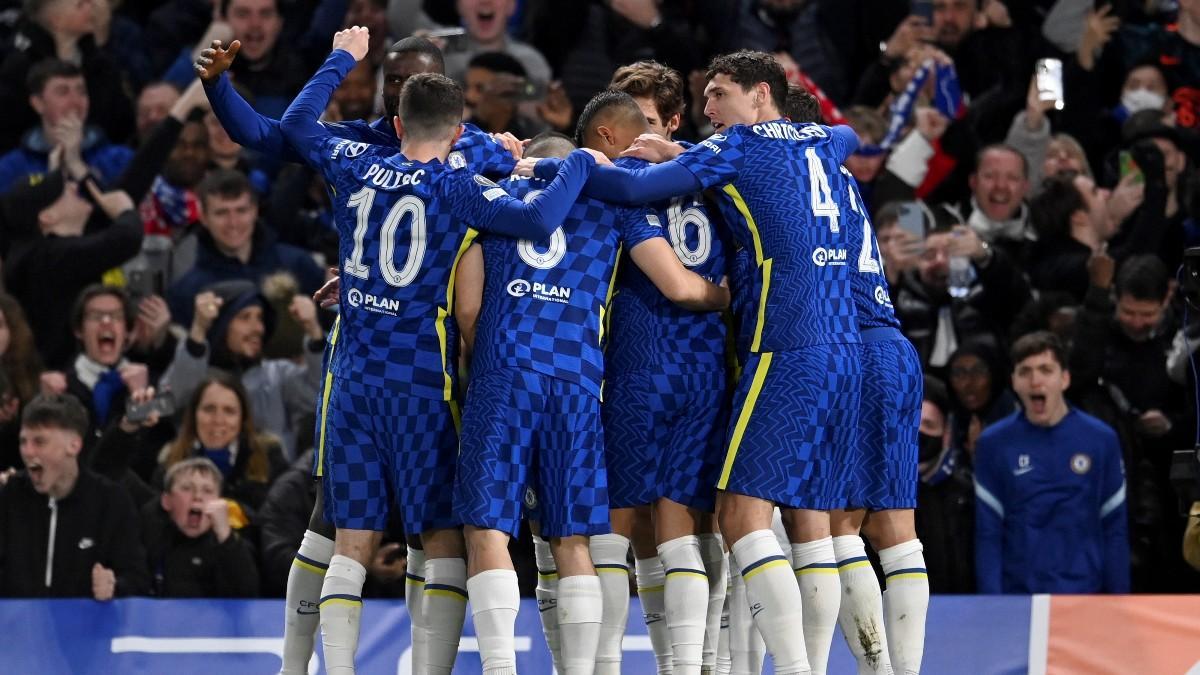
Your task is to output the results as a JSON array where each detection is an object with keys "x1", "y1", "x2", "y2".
[
  {"x1": 467, "y1": 569, "x2": 520, "y2": 675},
  {"x1": 282, "y1": 530, "x2": 333, "y2": 674},
  {"x1": 533, "y1": 536, "x2": 564, "y2": 673},
  {"x1": 715, "y1": 565, "x2": 732, "y2": 675},
  {"x1": 557, "y1": 574, "x2": 604, "y2": 675},
  {"x1": 726, "y1": 562, "x2": 764, "y2": 675},
  {"x1": 792, "y1": 538, "x2": 841, "y2": 675},
  {"x1": 699, "y1": 533, "x2": 728, "y2": 673},
  {"x1": 319, "y1": 554, "x2": 366, "y2": 675},
  {"x1": 879, "y1": 540, "x2": 928, "y2": 675},
  {"x1": 590, "y1": 533, "x2": 631, "y2": 674},
  {"x1": 636, "y1": 556, "x2": 674, "y2": 674},
  {"x1": 659, "y1": 535, "x2": 709, "y2": 673},
  {"x1": 405, "y1": 547, "x2": 427, "y2": 673},
  {"x1": 730, "y1": 530, "x2": 810, "y2": 675},
  {"x1": 832, "y1": 535, "x2": 892, "y2": 675},
  {"x1": 423, "y1": 557, "x2": 468, "y2": 674}
]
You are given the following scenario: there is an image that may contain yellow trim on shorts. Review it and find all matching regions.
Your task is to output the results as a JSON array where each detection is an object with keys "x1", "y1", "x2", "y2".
[
  {"x1": 717, "y1": 351, "x2": 773, "y2": 489},
  {"x1": 741, "y1": 558, "x2": 789, "y2": 581},
  {"x1": 315, "y1": 316, "x2": 342, "y2": 478},
  {"x1": 439, "y1": 229, "x2": 479, "y2": 401}
]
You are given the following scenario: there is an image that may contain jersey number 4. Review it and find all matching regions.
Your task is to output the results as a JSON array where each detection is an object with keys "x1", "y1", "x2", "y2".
[
  {"x1": 343, "y1": 187, "x2": 427, "y2": 287},
  {"x1": 806, "y1": 158, "x2": 885, "y2": 276}
]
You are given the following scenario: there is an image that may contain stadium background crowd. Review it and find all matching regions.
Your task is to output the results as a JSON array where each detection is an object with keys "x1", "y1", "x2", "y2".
[{"x1": 0, "y1": 0, "x2": 1198, "y2": 602}]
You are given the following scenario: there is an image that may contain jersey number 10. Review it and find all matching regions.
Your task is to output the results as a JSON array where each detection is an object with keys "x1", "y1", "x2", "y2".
[{"x1": 343, "y1": 187, "x2": 428, "y2": 287}]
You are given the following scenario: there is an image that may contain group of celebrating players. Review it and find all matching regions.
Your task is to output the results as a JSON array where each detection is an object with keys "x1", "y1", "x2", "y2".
[{"x1": 195, "y1": 23, "x2": 928, "y2": 675}]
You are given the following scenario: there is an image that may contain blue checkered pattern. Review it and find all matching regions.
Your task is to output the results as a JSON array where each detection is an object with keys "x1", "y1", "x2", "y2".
[
  {"x1": 850, "y1": 334, "x2": 922, "y2": 509},
  {"x1": 321, "y1": 377, "x2": 459, "y2": 532},
  {"x1": 312, "y1": 138, "x2": 538, "y2": 400},
  {"x1": 842, "y1": 167, "x2": 902, "y2": 331},
  {"x1": 605, "y1": 157, "x2": 727, "y2": 376},
  {"x1": 719, "y1": 345, "x2": 862, "y2": 510},
  {"x1": 449, "y1": 123, "x2": 518, "y2": 176},
  {"x1": 604, "y1": 369, "x2": 728, "y2": 512},
  {"x1": 467, "y1": 176, "x2": 660, "y2": 399},
  {"x1": 674, "y1": 122, "x2": 860, "y2": 352},
  {"x1": 454, "y1": 367, "x2": 609, "y2": 538}
]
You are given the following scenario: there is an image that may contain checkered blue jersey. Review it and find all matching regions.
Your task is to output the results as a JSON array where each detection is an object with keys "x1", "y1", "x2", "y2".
[
  {"x1": 728, "y1": 243, "x2": 754, "y2": 366},
  {"x1": 605, "y1": 156, "x2": 727, "y2": 376},
  {"x1": 672, "y1": 121, "x2": 861, "y2": 352},
  {"x1": 471, "y1": 175, "x2": 661, "y2": 399},
  {"x1": 204, "y1": 74, "x2": 515, "y2": 175},
  {"x1": 840, "y1": 167, "x2": 901, "y2": 330},
  {"x1": 280, "y1": 50, "x2": 594, "y2": 399}
]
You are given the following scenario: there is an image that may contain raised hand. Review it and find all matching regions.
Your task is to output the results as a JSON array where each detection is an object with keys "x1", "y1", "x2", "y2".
[
  {"x1": 195, "y1": 39, "x2": 242, "y2": 83},
  {"x1": 83, "y1": 179, "x2": 135, "y2": 219},
  {"x1": 332, "y1": 26, "x2": 370, "y2": 62}
]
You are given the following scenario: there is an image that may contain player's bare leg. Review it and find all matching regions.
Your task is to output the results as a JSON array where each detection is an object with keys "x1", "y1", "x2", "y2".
[
  {"x1": 782, "y1": 508, "x2": 840, "y2": 675},
  {"x1": 861, "y1": 510, "x2": 927, "y2": 675},
  {"x1": 656, "y1": 498, "x2": 711, "y2": 674},
  {"x1": 464, "y1": 525, "x2": 520, "y2": 675},
  {"x1": 320, "y1": 528, "x2": 381, "y2": 674},
  {"x1": 552, "y1": 534, "x2": 603, "y2": 675},
  {"x1": 719, "y1": 492, "x2": 810, "y2": 675},
  {"x1": 697, "y1": 513, "x2": 728, "y2": 675},
  {"x1": 829, "y1": 509, "x2": 893, "y2": 675},
  {"x1": 530, "y1": 521, "x2": 565, "y2": 673},
  {"x1": 421, "y1": 527, "x2": 469, "y2": 674},
  {"x1": 591, "y1": 510, "x2": 633, "y2": 675},
  {"x1": 281, "y1": 490, "x2": 335, "y2": 674}
]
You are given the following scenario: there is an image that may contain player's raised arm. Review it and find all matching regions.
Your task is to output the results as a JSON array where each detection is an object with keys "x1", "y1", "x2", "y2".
[
  {"x1": 279, "y1": 27, "x2": 371, "y2": 169},
  {"x1": 195, "y1": 39, "x2": 303, "y2": 162}
]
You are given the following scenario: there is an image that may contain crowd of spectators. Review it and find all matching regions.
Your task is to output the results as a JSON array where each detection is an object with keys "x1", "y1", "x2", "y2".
[{"x1": 0, "y1": 0, "x2": 1197, "y2": 600}]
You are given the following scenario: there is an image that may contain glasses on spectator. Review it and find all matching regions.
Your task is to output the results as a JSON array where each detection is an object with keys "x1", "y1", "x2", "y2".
[
  {"x1": 949, "y1": 364, "x2": 989, "y2": 379},
  {"x1": 84, "y1": 310, "x2": 124, "y2": 324}
]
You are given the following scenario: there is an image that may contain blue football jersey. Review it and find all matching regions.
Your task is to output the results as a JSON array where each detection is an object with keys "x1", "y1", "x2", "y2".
[
  {"x1": 471, "y1": 175, "x2": 661, "y2": 399},
  {"x1": 309, "y1": 138, "x2": 556, "y2": 399},
  {"x1": 728, "y1": 243, "x2": 755, "y2": 366},
  {"x1": 322, "y1": 119, "x2": 516, "y2": 176},
  {"x1": 605, "y1": 156, "x2": 727, "y2": 376},
  {"x1": 673, "y1": 121, "x2": 860, "y2": 352},
  {"x1": 840, "y1": 166, "x2": 901, "y2": 330}
]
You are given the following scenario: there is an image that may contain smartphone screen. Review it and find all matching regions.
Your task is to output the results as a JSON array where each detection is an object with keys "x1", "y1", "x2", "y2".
[
  {"x1": 1119, "y1": 150, "x2": 1145, "y2": 185},
  {"x1": 896, "y1": 201, "x2": 926, "y2": 240},
  {"x1": 911, "y1": 0, "x2": 934, "y2": 22}
]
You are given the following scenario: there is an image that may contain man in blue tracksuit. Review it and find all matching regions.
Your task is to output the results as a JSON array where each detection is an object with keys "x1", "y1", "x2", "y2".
[{"x1": 974, "y1": 331, "x2": 1130, "y2": 594}]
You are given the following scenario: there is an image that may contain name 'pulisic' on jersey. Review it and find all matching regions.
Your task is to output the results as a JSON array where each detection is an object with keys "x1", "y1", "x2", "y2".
[
  {"x1": 313, "y1": 139, "x2": 526, "y2": 400},
  {"x1": 605, "y1": 156, "x2": 728, "y2": 376},
  {"x1": 470, "y1": 175, "x2": 662, "y2": 399},
  {"x1": 673, "y1": 121, "x2": 860, "y2": 352}
]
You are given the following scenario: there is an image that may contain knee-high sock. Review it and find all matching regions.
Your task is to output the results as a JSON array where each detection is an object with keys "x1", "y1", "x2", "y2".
[
  {"x1": 468, "y1": 569, "x2": 520, "y2": 675},
  {"x1": 726, "y1": 560, "x2": 764, "y2": 675},
  {"x1": 791, "y1": 538, "x2": 841, "y2": 675},
  {"x1": 699, "y1": 534, "x2": 728, "y2": 674},
  {"x1": 715, "y1": 564, "x2": 732, "y2": 675},
  {"x1": 659, "y1": 535, "x2": 710, "y2": 673},
  {"x1": 730, "y1": 530, "x2": 810, "y2": 675},
  {"x1": 636, "y1": 556, "x2": 674, "y2": 674},
  {"x1": 423, "y1": 557, "x2": 469, "y2": 674},
  {"x1": 319, "y1": 554, "x2": 367, "y2": 675},
  {"x1": 590, "y1": 533, "x2": 631, "y2": 675},
  {"x1": 282, "y1": 530, "x2": 333, "y2": 674},
  {"x1": 557, "y1": 574, "x2": 603, "y2": 675},
  {"x1": 533, "y1": 536, "x2": 564, "y2": 673},
  {"x1": 832, "y1": 535, "x2": 892, "y2": 675},
  {"x1": 405, "y1": 547, "x2": 427, "y2": 673},
  {"x1": 879, "y1": 540, "x2": 928, "y2": 675}
]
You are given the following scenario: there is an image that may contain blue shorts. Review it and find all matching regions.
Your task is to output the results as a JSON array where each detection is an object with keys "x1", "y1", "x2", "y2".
[
  {"x1": 717, "y1": 344, "x2": 861, "y2": 510},
  {"x1": 454, "y1": 367, "x2": 609, "y2": 539},
  {"x1": 604, "y1": 368, "x2": 728, "y2": 512},
  {"x1": 321, "y1": 377, "x2": 460, "y2": 533},
  {"x1": 849, "y1": 330, "x2": 921, "y2": 510}
]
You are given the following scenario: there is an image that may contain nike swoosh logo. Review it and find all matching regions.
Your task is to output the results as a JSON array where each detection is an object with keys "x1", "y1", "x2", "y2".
[{"x1": 1013, "y1": 467, "x2": 1033, "y2": 476}]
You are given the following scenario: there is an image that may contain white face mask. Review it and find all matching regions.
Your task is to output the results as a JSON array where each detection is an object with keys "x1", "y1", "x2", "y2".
[{"x1": 1121, "y1": 88, "x2": 1167, "y2": 114}]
